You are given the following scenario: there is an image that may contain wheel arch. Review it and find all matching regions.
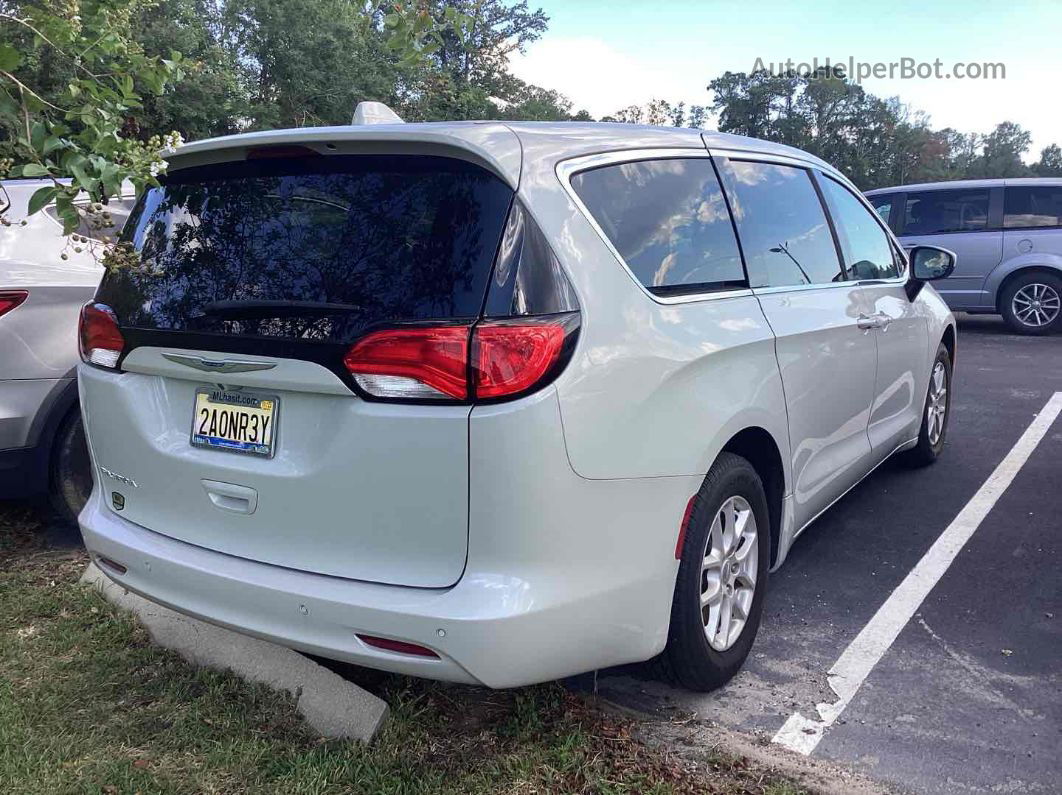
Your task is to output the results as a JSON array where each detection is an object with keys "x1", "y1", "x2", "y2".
[
  {"x1": 719, "y1": 427, "x2": 786, "y2": 568},
  {"x1": 993, "y1": 263, "x2": 1062, "y2": 313},
  {"x1": 941, "y1": 323, "x2": 956, "y2": 365}
]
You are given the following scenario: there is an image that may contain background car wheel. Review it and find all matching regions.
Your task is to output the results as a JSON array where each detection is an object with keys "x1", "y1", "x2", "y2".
[
  {"x1": 1000, "y1": 272, "x2": 1062, "y2": 335},
  {"x1": 657, "y1": 452, "x2": 770, "y2": 692},
  {"x1": 900, "y1": 342, "x2": 952, "y2": 468},
  {"x1": 49, "y1": 409, "x2": 92, "y2": 525}
]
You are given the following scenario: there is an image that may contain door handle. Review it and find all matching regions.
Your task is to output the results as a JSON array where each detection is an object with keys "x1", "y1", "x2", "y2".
[{"x1": 857, "y1": 313, "x2": 892, "y2": 331}]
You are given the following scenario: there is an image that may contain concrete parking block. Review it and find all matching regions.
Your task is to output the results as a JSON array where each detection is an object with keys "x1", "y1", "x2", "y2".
[{"x1": 80, "y1": 562, "x2": 389, "y2": 742}]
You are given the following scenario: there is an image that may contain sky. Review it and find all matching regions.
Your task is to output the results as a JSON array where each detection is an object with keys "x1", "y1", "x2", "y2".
[{"x1": 508, "y1": 0, "x2": 1062, "y2": 161}]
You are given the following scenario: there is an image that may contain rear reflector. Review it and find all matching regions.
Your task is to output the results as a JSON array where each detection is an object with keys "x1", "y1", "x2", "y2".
[
  {"x1": 79, "y1": 302, "x2": 125, "y2": 369},
  {"x1": 343, "y1": 314, "x2": 576, "y2": 402},
  {"x1": 675, "y1": 495, "x2": 697, "y2": 559},
  {"x1": 356, "y1": 634, "x2": 439, "y2": 658},
  {"x1": 96, "y1": 555, "x2": 128, "y2": 575},
  {"x1": 0, "y1": 290, "x2": 28, "y2": 318}
]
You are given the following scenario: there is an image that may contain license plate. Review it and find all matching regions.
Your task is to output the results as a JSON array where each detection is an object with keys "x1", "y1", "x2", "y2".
[{"x1": 191, "y1": 388, "x2": 278, "y2": 458}]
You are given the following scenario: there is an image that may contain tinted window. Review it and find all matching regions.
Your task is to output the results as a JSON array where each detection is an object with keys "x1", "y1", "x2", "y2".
[
  {"x1": 723, "y1": 160, "x2": 843, "y2": 287},
  {"x1": 903, "y1": 189, "x2": 990, "y2": 235},
  {"x1": 97, "y1": 155, "x2": 514, "y2": 342},
  {"x1": 570, "y1": 158, "x2": 744, "y2": 295},
  {"x1": 1004, "y1": 186, "x2": 1062, "y2": 228},
  {"x1": 869, "y1": 195, "x2": 893, "y2": 224},
  {"x1": 821, "y1": 178, "x2": 900, "y2": 280}
]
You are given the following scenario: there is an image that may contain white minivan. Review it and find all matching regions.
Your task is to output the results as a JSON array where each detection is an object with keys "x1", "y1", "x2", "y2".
[{"x1": 78, "y1": 119, "x2": 957, "y2": 691}]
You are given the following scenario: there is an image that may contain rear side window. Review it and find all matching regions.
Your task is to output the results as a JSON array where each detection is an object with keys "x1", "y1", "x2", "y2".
[
  {"x1": 721, "y1": 160, "x2": 843, "y2": 288},
  {"x1": 570, "y1": 157, "x2": 745, "y2": 295},
  {"x1": 903, "y1": 189, "x2": 990, "y2": 234},
  {"x1": 820, "y1": 177, "x2": 900, "y2": 280},
  {"x1": 98, "y1": 155, "x2": 514, "y2": 342},
  {"x1": 1004, "y1": 186, "x2": 1062, "y2": 228},
  {"x1": 869, "y1": 195, "x2": 893, "y2": 225}
]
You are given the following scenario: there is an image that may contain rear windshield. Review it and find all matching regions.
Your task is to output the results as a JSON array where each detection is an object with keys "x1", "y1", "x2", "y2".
[{"x1": 97, "y1": 155, "x2": 513, "y2": 342}]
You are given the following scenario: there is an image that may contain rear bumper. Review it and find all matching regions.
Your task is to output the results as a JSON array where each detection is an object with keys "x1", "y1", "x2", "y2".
[
  {"x1": 81, "y1": 475, "x2": 691, "y2": 687},
  {"x1": 80, "y1": 386, "x2": 702, "y2": 687},
  {"x1": 0, "y1": 446, "x2": 45, "y2": 499},
  {"x1": 0, "y1": 377, "x2": 77, "y2": 499}
]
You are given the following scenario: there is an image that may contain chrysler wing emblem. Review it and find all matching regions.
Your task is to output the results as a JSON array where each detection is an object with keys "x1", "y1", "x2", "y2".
[{"x1": 162, "y1": 352, "x2": 277, "y2": 374}]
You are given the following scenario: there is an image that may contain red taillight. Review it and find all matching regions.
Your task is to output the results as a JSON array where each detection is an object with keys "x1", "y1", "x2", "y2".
[
  {"x1": 343, "y1": 315, "x2": 576, "y2": 402},
  {"x1": 473, "y1": 322, "x2": 566, "y2": 399},
  {"x1": 356, "y1": 634, "x2": 439, "y2": 658},
  {"x1": 0, "y1": 290, "x2": 28, "y2": 317},
  {"x1": 343, "y1": 326, "x2": 470, "y2": 400},
  {"x1": 79, "y1": 302, "x2": 125, "y2": 369}
]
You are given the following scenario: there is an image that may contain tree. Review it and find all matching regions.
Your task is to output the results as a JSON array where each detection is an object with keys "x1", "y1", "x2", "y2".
[
  {"x1": 1032, "y1": 143, "x2": 1062, "y2": 177},
  {"x1": 968, "y1": 121, "x2": 1031, "y2": 178},
  {"x1": 134, "y1": 0, "x2": 246, "y2": 140},
  {"x1": 220, "y1": 0, "x2": 406, "y2": 129},
  {"x1": 0, "y1": 0, "x2": 184, "y2": 233}
]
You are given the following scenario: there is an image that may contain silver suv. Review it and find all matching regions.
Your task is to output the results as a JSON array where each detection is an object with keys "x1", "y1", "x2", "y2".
[
  {"x1": 866, "y1": 178, "x2": 1062, "y2": 334},
  {"x1": 0, "y1": 179, "x2": 133, "y2": 520}
]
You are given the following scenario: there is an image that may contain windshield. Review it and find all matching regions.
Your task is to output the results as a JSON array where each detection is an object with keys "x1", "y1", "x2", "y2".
[{"x1": 96, "y1": 154, "x2": 514, "y2": 343}]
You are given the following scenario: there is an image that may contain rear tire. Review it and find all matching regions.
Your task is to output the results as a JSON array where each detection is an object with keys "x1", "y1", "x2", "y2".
[
  {"x1": 48, "y1": 409, "x2": 92, "y2": 525},
  {"x1": 1000, "y1": 271, "x2": 1062, "y2": 335},
  {"x1": 900, "y1": 343, "x2": 952, "y2": 468},
  {"x1": 657, "y1": 452, "x2": 770, "y2": 692}
]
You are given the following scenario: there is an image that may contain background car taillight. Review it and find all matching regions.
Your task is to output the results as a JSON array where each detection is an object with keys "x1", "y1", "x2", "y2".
[
  {"x1": 0, "y1": 290, "x2": 28, "y2": 318},
  {"x1": 79, "y1": 302, "x2": 125, "y2": 369}
]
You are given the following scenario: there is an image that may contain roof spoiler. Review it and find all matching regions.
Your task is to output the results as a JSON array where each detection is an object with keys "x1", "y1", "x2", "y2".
[{"x1": 352, "y1": 102, "x2": 404, "y2": 126}]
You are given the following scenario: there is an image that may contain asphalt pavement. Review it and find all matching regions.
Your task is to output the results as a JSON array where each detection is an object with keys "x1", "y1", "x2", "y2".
[{"x1": 599, "y1": 314, "x2": 1062, "y2": 794}]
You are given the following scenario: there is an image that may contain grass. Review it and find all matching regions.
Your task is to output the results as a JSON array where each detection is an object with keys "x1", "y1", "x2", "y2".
[{"x1": 0, "y1": 502, "x2": 807, "y2": 794}]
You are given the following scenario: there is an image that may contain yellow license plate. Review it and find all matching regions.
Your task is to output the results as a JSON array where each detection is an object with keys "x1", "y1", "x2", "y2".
[{"x1": 191, "y1": 388, "x2": 278, "y2": 457}]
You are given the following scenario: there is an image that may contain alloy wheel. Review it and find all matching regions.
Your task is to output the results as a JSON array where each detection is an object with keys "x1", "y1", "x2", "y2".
[
  {"x1": 700, "y1": 495, "x2": 758, "y2": 651},
  {"x1": 1011, "y1": 283, "x2": 1061, "y2": 328},
  {"x1": 927, "y1": 361, "x2": 948, "y2": 446}
]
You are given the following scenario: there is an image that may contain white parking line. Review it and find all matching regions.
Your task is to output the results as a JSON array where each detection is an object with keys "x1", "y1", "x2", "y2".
[{"x1": 773, "y1": 391, "x2": 1062, "y2": 756}]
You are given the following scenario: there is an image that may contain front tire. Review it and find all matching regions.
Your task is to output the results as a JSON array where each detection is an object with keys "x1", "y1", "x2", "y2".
[
  {"x1": 658, "y1": 453, "x2": 770, "y2": 692},
  {"x1": 1000, "y1": 272, "x2": 1062, "y2": 335},
  {"x1": 901, "y1": 342, "x2": 952, "y2": 468}
]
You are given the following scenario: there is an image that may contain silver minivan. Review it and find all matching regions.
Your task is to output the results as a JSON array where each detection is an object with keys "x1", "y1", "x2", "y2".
[
  {"x1": 866, "y1": 178, "x2": 1062, "y2": 334},
  {"x1": 77, "y1": 117, "x2": 957, "y2": 691}
]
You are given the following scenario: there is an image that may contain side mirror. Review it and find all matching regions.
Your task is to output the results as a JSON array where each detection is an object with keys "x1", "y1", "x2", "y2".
[
  {"x1": 906, "y1": 245, "x2": 956, "y2": 300},
  {"x1": 911, "y1": 245, "x2": 956, "y2": 281}
]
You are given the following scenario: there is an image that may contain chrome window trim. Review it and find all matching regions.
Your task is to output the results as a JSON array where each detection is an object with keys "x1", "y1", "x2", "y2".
[{"x1": 556, "y1": 148, "x2": 754, "y2": 306}]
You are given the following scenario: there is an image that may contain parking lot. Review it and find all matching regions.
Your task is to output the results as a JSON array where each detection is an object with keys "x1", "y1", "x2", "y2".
[{"x1": 600, "y1": 314, "x2": 1062, "y2": 793}]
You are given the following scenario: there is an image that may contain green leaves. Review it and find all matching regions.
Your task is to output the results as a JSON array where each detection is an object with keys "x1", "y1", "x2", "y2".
[
  {"x1": 0, "y1": 0, "x2": 186, "y2": 234},
  {"x1": 27, "y1": 186, "x2": 59, "y2": 216},
  {"x1": 0, "y1": 43, "x2": 21, "y2": 72}
]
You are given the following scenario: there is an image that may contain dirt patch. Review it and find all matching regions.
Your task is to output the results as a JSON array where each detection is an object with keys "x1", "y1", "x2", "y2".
[{"x1": 633, "y1": 717, "x2": 900, "y2": 795}]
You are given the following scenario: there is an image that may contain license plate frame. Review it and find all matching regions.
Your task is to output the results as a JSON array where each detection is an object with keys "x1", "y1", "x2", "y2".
[{"x1": 190, "y1": 387, "x2": 279, "y2": 458}]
